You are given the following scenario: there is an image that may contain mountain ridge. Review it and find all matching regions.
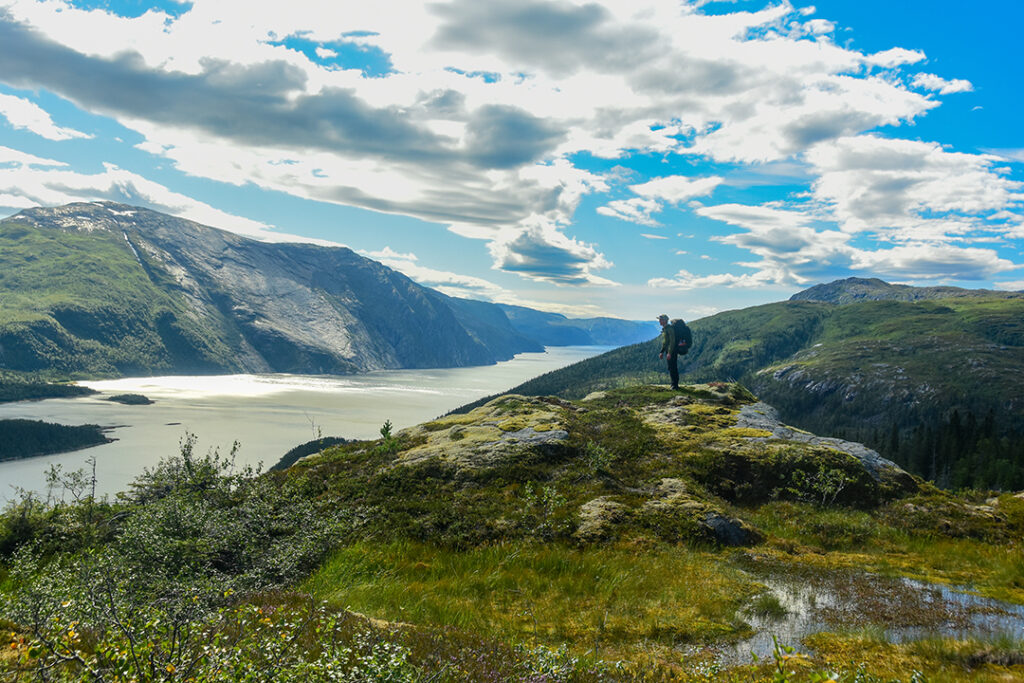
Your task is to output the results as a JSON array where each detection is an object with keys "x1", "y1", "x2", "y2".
[
  {"x1": 0, "y1": 202, "x2": 655, "y2": 379},
  {"x1": 790, "y1": 276, "x2": 1023, "y2": 305}
]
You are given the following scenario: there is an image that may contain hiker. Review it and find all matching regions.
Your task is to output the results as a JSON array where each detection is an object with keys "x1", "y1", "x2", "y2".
[{"x1": 658, "y1": 314, "x2": 692, "y2": 390}]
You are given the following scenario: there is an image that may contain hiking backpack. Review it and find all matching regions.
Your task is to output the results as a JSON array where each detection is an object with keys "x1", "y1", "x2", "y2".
[{"x1": 671, "y1": 319, "x2": 692, "y2": 355}]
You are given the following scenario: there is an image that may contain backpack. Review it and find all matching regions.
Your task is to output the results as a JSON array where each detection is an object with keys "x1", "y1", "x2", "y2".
[{"x1": 671, "y1": 319, "x2": 692, "y2": 355}]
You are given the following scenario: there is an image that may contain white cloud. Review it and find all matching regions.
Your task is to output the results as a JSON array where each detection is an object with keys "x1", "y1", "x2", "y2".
[
  {"x1": 866, "y1": 47, "x2": 925, "y2": 67},
  {"x1": 994, "y1": 280, "x2": 1024, "y2": 292},
  {"x1": 0, "y1": 92, "x2": 91, "y2": 140},
  {"x1": 630, "y1": 175, "x2": 723, "y2": 202},
  {"x1": 807, "y1": 135, "x2": 1024, "y2": 240},
  {"x1": 649, "y1": 268, "x2": 777, "y2": 290},
  {"x1": 0, "y1": 145, "x2": 67, "y2": 167},
  {"x1": 0, "y1": 0, "x2": 968, "y2": 286},
  {"x1": 641, "y1": 233, "x2": 667, "y2": 239},
  {"x1": 363, "y1": 246, "x2": 510, "y2": 299},
  {"x1": 0, "y1": 156, "x2": 311, "y2": 241},
  {"x1": 597, "y1": 197, "x2": 662, "y2": 226},
  {"x1": 853, "y1": 243, "x2": 1016, "y2": 280},
  {"x1": 360, "y1": 246, "x2": 418, "y2": 262},
  {"x1": 985, "y1": 148, "x2": 1024, "y2": 163},
  {"x1": 911, "y1": 72, "x2": 973, "y2": 95}
]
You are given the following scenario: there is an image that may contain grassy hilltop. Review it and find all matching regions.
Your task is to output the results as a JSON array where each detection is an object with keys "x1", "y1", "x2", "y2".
[
  {"x1": 2, "y1": 383, "x2": 1022, "y2": 681},
  {"x1": 471, "y1": 291, "x2": 1024, "y2": 490}
]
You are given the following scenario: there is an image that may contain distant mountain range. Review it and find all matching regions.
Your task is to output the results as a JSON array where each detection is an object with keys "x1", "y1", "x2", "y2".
[
  {"x1": 0, "y1": 202, "x2": 656, "y2": 378},
  {"x1": 470, "y1": 278, "x2": 1024, "y2": 489}
]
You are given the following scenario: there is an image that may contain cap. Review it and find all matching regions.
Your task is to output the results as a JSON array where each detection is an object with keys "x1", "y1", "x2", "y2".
[{"x1": 657, "y1": 314, "x2": 669, "y2": 322}]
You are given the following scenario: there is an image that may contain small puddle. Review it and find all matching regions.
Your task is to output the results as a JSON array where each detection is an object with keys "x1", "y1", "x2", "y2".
[{"x1": 699, "y1": 559, "x2": 1024, "y2": 667}]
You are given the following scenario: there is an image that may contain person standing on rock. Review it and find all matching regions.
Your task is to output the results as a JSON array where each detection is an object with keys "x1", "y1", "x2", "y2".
[{"x1": 658, "y1": 314, "x2": 692, "y2": 390}]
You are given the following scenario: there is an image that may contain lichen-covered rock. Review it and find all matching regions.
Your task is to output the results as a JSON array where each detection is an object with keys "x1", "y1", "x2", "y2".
[
  {"x1": 735, "y1": 402, "x2": 916, "y2": 491},
  {"x1": 575, "y1": 497, "x2": 627, "y2": 542},
  {"x1": 396, "y1": 395, "x2": 569, "y2": 469}
]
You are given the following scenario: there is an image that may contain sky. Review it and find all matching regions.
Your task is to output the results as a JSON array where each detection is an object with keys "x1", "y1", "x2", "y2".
[{"x1": 0, "y1": 0, "x2": 1022, "y2": 321}]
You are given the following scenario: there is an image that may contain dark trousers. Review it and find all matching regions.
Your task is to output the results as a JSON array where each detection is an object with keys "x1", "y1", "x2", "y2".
[{"x1": 666, "y1": 353, "x2": 679, "y2": 388}]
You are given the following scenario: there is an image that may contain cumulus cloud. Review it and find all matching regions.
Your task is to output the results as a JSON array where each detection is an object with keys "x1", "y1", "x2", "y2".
[
  {"x1": 0, "y1": 0, "x2": 998, "y2": 288},
  {"x1": 599, "y1": 175, "x2": 722, "y2": 226},
  {"x1": 866, "y1": 47, "x2": 926, "y2": 68},
  {"x1": 361, "y1": 245, "x2": 511, "y2": 300},
  {"x1": 807, "y1": 135, "x2": 1024, "y2": 240},
  {"x1": 911, "y1": 72, "x2": 973, "y2": 94},
  {"x1": 649, "y1": 268, "x2": 778, "y2": 290},
  {"x1": 678, "y1": 135, "x2": 1024, "y2": 288},
  {"x1": 994, "y1": 279, "x2": 1024, "y2": 292},
  {"x1": 489, "y1": 223, "x2": 616, "y2": 285},
  {"x1": 0, "y1": 92, "x2": 91, "y2": 140}
]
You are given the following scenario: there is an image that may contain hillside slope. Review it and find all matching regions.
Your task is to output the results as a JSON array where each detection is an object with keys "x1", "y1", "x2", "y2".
[
  {"x1": 475, "y1": 283, "x2": 1024, "y2": 488},
  {"x1": 4, "y1": 383, "x2": 1024, "y2": 681}
]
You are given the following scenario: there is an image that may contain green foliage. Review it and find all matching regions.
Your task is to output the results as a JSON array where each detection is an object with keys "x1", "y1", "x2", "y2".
[
  {"x1": 683, "y1": 446, "x2": 880, "y2": 507},
  {"x1": 0, "y1": 379, "x2": 94, "y2": 403},
  {"x1": 0, "y1": 219, "x2": 240, "y2": 377},
  {"x1": 375, "y1": 419, "x2": 400, "y2": 455},
  {"x1": 0, "y1": 419, "x2": 110, "y2": 461},
  {"x1": 4, "y1": 385, "x2": 1024, "y2": 681},
  {"x1": 105, "y1": 393, "x2": 153, "y2": 405}
]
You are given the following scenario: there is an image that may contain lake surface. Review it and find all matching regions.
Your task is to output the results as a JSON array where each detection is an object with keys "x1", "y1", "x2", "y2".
[{"x1": 0, "y1": 346, "x2": 607, "y2": 501}]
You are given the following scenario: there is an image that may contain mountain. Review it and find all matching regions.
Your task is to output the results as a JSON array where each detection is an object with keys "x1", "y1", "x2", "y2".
[
  {"x1": 496, "y1": 303, "x2": 658, "y2": 346},
  {"x1": 467, "y1": 280, "x2": 1024, "y2": 489},
  {"x1": 791, "y1": 276, "x2": 1023, "y2": 304},
  {"x1": 0, "y1": 202, "x2": 640, "y2": 379}
]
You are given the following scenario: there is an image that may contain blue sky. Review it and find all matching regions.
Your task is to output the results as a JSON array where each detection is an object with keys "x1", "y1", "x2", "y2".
[{"x1": 0, "y1": 0, "x2": 1021, "y2": 320}]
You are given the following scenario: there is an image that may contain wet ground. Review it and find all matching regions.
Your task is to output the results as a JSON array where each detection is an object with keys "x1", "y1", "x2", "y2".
[{"x1": 697, "y1": 557, "x2": 1024, "y2": 666}]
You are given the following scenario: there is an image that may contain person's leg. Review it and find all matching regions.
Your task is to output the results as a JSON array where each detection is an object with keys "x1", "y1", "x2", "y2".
[{"x1": 667, "y1": 353, "x2": 679, "y2": 389}]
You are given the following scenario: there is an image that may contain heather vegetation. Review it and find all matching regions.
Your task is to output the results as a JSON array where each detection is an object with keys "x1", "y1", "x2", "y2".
[{"x1": 2, "y1": 384, "x2": 1022, "y2": 681}]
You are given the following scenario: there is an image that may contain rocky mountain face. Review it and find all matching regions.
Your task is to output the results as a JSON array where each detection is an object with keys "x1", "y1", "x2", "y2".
[{"x1": 0, "y1": 202, "x2": 642, "y2": 378}]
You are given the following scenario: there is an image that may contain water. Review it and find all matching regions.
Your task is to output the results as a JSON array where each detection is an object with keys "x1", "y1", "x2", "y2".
[
  {"x1": 707, "y1": 561, "x2": 1024, "y2": 666},
  {"x1": 0, "y1": 346, "x2": 608, "y2": 501}
]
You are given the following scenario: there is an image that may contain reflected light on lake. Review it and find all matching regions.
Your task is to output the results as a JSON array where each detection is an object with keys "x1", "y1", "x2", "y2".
[{"x1": 0, "y1": 346, "x2": 609, "y2": 501}]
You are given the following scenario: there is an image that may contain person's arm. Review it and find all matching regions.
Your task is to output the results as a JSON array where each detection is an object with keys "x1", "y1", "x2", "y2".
[{"x1": 662, "y1": 326, "x2": 675, "y2": 356}]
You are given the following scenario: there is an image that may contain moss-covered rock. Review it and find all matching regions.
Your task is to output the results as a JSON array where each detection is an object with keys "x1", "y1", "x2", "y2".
[
  {"x1": 291, "y1": 382, "x2": 921, "y2": 548},
  {"x1": 396, "y1": 395, "x2": 570, "y2": 470}
]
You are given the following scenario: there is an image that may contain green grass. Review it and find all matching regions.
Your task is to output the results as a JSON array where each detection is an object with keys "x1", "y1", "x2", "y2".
[
  {"x1": 5, "y1": 384, "x2": 1024, "y2": 681},
  {"x1": 747, "y1": 501, "x2": 1024, "y2": 604},
  {"x1": 306, "y1": 540, "x2": 759, "y2": 657}
]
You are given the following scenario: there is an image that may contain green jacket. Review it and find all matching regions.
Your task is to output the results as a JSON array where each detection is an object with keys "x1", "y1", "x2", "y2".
[{"x1": 660, "y1": 323, "x2": 676, "y2": 355}]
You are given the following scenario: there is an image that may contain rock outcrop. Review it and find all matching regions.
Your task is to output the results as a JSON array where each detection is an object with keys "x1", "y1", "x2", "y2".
[{"x1": 288, "y1": 383, "x2": 919, "y2": 549}]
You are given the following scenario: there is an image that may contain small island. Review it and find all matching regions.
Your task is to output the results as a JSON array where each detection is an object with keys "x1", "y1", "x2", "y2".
[
  {"x1": 0, "y1": 418, "x2": 112, "y2": 462},
  {"x1": 106, "y1": 393, "x2": 154, "y2": 405}
]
